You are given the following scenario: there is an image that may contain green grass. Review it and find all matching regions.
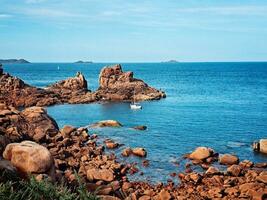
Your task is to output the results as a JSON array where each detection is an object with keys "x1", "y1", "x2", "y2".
[{"x1": 0, "y1": 170, "x2": 99, "y2": 200}]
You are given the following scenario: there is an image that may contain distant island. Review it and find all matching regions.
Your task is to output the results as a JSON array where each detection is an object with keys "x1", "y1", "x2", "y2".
[
  {"x1": 162, "y1": 60, "x2": 179, "y2": 63},
  {"x1": 74, "y1": 61, "x2": 93, "y2": 64},
  {"x1": 0, "y1": 59, "x2": 30, "y2": 64}
]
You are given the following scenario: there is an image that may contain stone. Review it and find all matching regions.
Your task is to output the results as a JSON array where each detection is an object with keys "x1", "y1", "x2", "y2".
[
  {"x1": 90, "y1": 120, "x2": 122, "y2": 128},
  {"x1": 121, "y1": 148, "x2": 132, "y2": 157},
  {"x1": 253, "y1": 139, "x2": 267, "y2": 154},
  {"x1": 132, "y1": 148, "x2": 147, "y2": 157},
  {"x1": 3, "y1": 141, "x2": 53, "y2": 173},
  {"x1": 60, "y1": 125, "x2": 75, "y2": 137},
  {"x1": 256, "y1": 175, "x2": 267, "y2": 184},
  {"x1": 133, "y1": 125, "x2": 147, "y2": 131},
  {"x1": 219, "y1": 154, "x2": 239, "y2": 165},
  {"x1": 189, "y1": 147, "x2": 213, "y2": 160},
  {"x1": 227, "y1": 164, "x2": 242, "y2": 176},
  {"x1": 87, "y1": 168, "x2": 114, "y2": 182},
  {"x1": 206, "y1": 166, "x2": 220, "y2": 175},
  {"x1": 97, "y1": 196, "x2": 120, "y2": 200},
  {"x1": 156, "y1": 189, "x2": 171, "y2": 200},
  {"x1": 105, "y1": 140, "x2": 119, "y2": 149}
]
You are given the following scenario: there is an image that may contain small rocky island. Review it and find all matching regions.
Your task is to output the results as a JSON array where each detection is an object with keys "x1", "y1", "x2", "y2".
[
  {"x1": 74, "y1": 61, "x2": 93, "y2": 64},
  {"x1": 0, "y1": 59, "x2": 30, "y2": 64}
]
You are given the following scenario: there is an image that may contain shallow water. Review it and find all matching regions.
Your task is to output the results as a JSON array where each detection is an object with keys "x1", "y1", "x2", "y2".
[{"x1": 4, "y1": 62, "x2": 267, "y2": 182}]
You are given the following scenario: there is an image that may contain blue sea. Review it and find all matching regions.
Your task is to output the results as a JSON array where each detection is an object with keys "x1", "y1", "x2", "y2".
[{"x1": 3, "y1": 62, "x2": 267, "y2": 183}]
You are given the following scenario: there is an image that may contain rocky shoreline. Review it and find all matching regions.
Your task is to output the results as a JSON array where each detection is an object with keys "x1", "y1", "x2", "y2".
[
  {"x1": 0, "y1": 64, "x2": 166, "y2": 108},
  {"x1": 0, "y1": 64, "x2": 266, "y2": 199}
]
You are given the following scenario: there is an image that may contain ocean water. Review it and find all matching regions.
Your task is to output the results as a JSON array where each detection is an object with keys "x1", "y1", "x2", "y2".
[{"x1": 3, "y1": 62, "x2": 267, "y2": 183}]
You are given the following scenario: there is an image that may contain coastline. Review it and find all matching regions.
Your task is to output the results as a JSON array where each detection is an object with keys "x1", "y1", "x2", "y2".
[{"x1": 0, "y1": 64, "x2": 266, "y2": 199}]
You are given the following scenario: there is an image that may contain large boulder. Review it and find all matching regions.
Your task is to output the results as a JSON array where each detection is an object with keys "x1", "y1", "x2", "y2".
[
  {"x1": 97, "y1": 64, "x2": 166, "y2": 101},
  {"x1": 189, "y1": 147, "x2": 214, "y2": 160},
  {"x1": 86, "y1": 168, "x2": 114, "y2": 182},
  {"x1": 3, "y1": 141, "x2": 54, "y2": 174},
  {"x1": 219, "y1": 154, "x2": 239, "y2": 165},
  {"x1": 21, "y1": 107, "x2": 59, "y2": 142},
  {"x1": 253, "y1": 139, "x2": 267, "y2": 154}
]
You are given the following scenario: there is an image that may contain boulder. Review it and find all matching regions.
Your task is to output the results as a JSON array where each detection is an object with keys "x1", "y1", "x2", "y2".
[
  {"x1": 105, "y1": 140, "x2": 119, "y2": 149},
  {"x1": 132, "y1": 125, "x2": 147, "y2": 131},
  {"x1": 189, "y1": 147, "x2": 213, "y2": 160},
  {"x1": 227, "y1": 164, "x2": 242, "y2": 176},
  {"x1": 206, "y1": 166, "x2": 220, "y2": 175},
  {"x1": 60, "y1": 125, "x2": 75, "y2": 137},
  {"x1": 97, "y1": 64, "x2": 166, "y2": 101},
  {"x1": 253, "y1": 139, "x2": 267, "y2": 154},
  {"x1": 156, "y1": 189, "x2": 171, "y2": 200},
  {"x1": 121, "y1": 148, "x2": 132, "y2": 157},
  {"x1": 90, "y1": 120, "x2": 122, "y2": 128},
  {"x1": 219, "y1": 154, "x2": 239, "y2": 165},
  {"x1": 3, "y1": 141, "x2": 53, "y2": 174},
  {"x1": 21, "y1": 107, "x2": 59, "y2": 142},
  {"x1": 132, "y1": 147, "x2": 147, "y2": 157},
  {"x1": 87, "y1": 168, "x2": 114, "y2": 182}
]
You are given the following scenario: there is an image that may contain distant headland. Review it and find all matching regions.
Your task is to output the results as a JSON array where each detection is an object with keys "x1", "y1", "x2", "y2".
[
  {"x1": 162, "y1": 60, "x2": 179, "y2": 63},
  {"x1": 74, "y1": 61, "x2": 93, "y2": 64},
  {"x1": 0, "y1": 59, "x2": 30, "y2": 64}
]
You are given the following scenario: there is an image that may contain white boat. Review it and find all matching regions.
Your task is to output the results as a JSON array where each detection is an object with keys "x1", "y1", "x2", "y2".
[
  {"x1": 130, "y1": 103, "x2": 142, "y2": 109},
  {"x1": 130, "y1": 91, "x2": 142, "y2": 109}
]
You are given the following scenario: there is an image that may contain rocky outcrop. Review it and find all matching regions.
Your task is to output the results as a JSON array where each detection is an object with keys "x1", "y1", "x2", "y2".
[
  {"x1": 219, "y1": 154, "x2": 239, "y2": 165},
  {"x1": 97, "y1": 64, "x2": 166, "y2": 101},
  {"x1": 253, "y1": 139, "x2": 267, "y2": 154},
  {"x1": 89, "y1": 120, "x2": 122, "y2": 128},
  {"x1": 0, "y1": 69, "x2": 97, "y2": 108},
  {"x1": 0, "y1": 64, "x2": 165, "y2": 108},
  {"x1": 0, "y1": 104, "x2": 59, "y2": 144},
  {"x1": 189, "y1": 147, "x2": 214, "y2": 161},
  {"x1": 3, "y1": 141, "x2": 54, "y2": 174}
]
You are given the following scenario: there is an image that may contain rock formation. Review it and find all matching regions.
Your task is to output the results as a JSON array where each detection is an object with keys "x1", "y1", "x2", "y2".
[
  {"x1": 253, "y1": 139, "x2": 267, "y2": 154},
  {"x1": 0, "y1": 69, "x2": 97, "y2": 108},
  {"x1": 97, "y1": 64, "x2": 166, "y2": 101},
  {"x1": 0, "y1": 64, "x2": 165, "y2": 108}
]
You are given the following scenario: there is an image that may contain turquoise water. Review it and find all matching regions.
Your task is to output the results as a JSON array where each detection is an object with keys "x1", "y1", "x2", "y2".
[{"x1": 4, "y1": 62, "x2": 267, "y2": 182}]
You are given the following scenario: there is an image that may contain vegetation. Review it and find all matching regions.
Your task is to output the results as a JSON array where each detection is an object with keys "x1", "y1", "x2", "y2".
[{"x1": 0, "y1": 170, "x2": 99, "y2": 200}]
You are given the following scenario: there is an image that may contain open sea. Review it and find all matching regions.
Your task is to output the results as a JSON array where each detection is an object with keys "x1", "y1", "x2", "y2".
[{"x1": 3, "y1": 62, "x2": 267, "y2": 183}]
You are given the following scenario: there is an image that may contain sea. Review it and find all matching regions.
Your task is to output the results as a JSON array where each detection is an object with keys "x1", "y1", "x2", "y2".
[{"x1": 3, "y1": 62, "x2": 267, "y2": 183}]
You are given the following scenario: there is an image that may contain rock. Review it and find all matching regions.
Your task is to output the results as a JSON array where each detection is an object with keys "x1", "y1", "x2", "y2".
[
  {"x1": 132, "y1": 148, "x2": 147, "y2": 157},
  {"x1": 3, "y1": 141, "x2": 53, "y2": 173},
  {"x1": 156, "y1": 189, "x2": 171, "y2": 200},
  {"x1": 21, "y1": 107, "x2": 59, "y2": 142},
  {"x1": 97, "y1": 64, "x2": 166, "y2": 101},
  {"x1": 133, "y1": 125, "x2": 147, "y2": 131},
  {"x1": 219, "y1": 154, "x2": 239, "y2": 165},
  {"x1": 48, "y1": 72, "x2": 88, "y2": 91},
  {"x1": 60, "y1": 125, "x2": 75, "y2": 137},
  {"x1": 206, "y1": 166, "x2": 220, "y2": 175},
  {"x1": 189, "y1": 147, "x2": 213, "y2": 160},
  {"x1": 239, "y1": 160, "x2": 253, "y2": 168},
  {"x1": 87, "y1": 168, "x2": 114, "y2": 182},
  {"x1": 227, "y1": 164, "x2": 242, "y2": 176},
  {"x1": 105, "y1": 140, "x2": 119, "y2": 149},
  {"x1": 256, "y1": 174, "x2": 267, "y2": 184},
  {"x1": 90, "y1": 120, "x2": 122, "y2": 128},
  {"x1": 121, "y1": 148, "x2": 132, "y2": 157},
  {"x1": 253, "y1": 139, "x2": 267, "y2": 154}
]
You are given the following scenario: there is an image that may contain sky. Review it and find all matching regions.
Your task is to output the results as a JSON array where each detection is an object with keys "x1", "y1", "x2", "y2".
[{"x1": 0, "y1": 0, "x2": 267, "y2": 62}]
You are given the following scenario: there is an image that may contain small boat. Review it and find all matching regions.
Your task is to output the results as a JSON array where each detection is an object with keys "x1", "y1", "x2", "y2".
[{"x1": 130, "y1": 91, "x2": 142, "y2": 109}]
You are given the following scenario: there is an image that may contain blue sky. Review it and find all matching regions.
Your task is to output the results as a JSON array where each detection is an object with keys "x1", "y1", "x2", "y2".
[{"x1": 0, "y1": 0, "x2": 267, "y2": 62}]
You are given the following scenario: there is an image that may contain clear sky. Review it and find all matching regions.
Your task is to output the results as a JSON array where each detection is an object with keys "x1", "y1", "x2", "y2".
[{"x1": 0, "y1": 0, "x2": 267, "y2": 62}]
